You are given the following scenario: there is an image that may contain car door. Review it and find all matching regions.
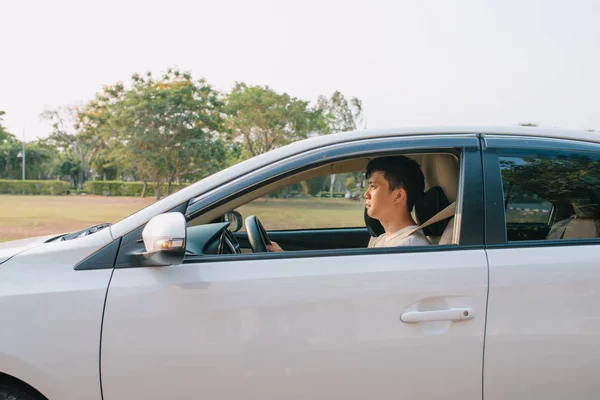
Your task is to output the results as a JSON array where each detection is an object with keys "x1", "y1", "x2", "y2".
[
  {"x1": 482, "y1": 135, "x2": 600, "y2": 400},
  {"x1": 100, "y1": 135, "x2": 489, "y2": 400}
]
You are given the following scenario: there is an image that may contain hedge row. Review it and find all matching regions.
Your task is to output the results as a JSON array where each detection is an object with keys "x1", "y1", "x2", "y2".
[
  {"x1": 83, "y1": 181, "x2": 189, "y2": 196},
  {"x1": 0, "y1": 180, "x2": 192, "y2": 196},
  {"x1": 0, "y1": 181, "x2": 349, "y2": 198},
  {"x1": 0, "y1": 180, "x2": 71, "y2": 195},
  {"x1": 316, "y1": 191, "x2": 347, "y2": 198}
]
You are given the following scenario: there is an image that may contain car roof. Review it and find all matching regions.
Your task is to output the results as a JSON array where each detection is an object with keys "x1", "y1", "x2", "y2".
[{"x1": 316, "y1": 125, "x2": 600, "y2": 146}]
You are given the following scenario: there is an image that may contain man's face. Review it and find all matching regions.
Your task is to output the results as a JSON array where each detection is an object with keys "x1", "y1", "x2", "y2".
[{"x1": 364, "y1": 171, "x2": 402, "y2": 220}]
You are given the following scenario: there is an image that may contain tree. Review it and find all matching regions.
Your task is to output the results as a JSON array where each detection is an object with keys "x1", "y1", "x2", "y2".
[
  {"x1": 317, "y1": 91, "x2": 363, "y2": 133},
  {"x1": 0, "y1": 140, "x2": 54, "y2": 180},
  {"x1": 315, "y1": 91, "x2": 363, "y2": 197},
  {"x1": 41, "y1": 107, "x2": 98, "y2": 189},
  {"x1": 81, "y1": 69, "x2": 227, "y2": 199},
  {"x1": 300, "y1": 176, "x2": 328, "y2": 196},
  {"x1": 225, "y1": 83, "x2": 324, "y2": 160},
  {"x1": 0, "y1": 111, "x2": 15, "y2": 144},
  {"x1": 0, "y1": 111, "x2": 16, "y2": 178},
  {"x1": 0, "y1": 141, "x2": 23, "y2": 179},
  {"x1": 345, "y1": 176, "x2": 357, "y2": 191},
  {"x1": 53, "y1": 155, "x2": 81, "y2": 185},
  {"x1": 0, "y1": 112, "x2": 55, "y2": 180}
]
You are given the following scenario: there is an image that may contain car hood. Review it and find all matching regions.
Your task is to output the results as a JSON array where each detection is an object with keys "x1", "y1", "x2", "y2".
[{"x1": 0, "y1": 234, "x2": 61, "y2": 265}]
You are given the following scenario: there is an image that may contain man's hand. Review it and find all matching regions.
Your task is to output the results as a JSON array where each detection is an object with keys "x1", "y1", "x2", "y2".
[{"x1": 266, "y1": 241, "x2": 284, "y2": 252}]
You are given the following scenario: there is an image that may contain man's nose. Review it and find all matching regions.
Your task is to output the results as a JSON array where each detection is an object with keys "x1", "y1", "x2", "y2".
[{"x1": 364, "y1": 188, "x2": 370, "y2": 199}]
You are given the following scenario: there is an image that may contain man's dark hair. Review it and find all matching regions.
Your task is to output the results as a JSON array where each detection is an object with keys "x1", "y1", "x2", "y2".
[{"x1": 366, "y1": 155, "x2": 425, "y2": 211}]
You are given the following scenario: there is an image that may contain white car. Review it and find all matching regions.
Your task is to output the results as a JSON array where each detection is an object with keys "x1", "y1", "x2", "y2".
[{"x1": 1, "y1": 126, "x2": 600, "y2": 400}]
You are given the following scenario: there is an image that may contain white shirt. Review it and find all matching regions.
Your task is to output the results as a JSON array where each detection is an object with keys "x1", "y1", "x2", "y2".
[{"x1": 368, "y1": 225, "x2": 431, "y2": 248}]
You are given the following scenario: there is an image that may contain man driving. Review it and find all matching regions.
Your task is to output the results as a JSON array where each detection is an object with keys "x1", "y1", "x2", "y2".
[
  {"x1": 267, "y1": 155, "x2": 430, "y2": 251},
  {"x1": 364, "y1": 156, "x2": 430, "y2": 247}
]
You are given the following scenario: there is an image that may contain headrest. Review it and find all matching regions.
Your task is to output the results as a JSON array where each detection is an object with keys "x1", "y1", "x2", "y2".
[
  {"x1": 415, "y1": 186, "x2": 451, "y2": 236},
  {"x1": 572, "y1": 187, "x2": 600, "y2": 219}
]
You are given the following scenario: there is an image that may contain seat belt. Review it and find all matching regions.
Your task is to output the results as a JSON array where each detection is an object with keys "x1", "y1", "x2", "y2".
[{"x1": 397, "y1": 202, "x2": 456, "y2": 241}]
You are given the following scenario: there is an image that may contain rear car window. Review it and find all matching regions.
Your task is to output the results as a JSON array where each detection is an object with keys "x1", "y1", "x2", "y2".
[{"x1": 499, "y1": 149, "x2": 600, "y2": 242}]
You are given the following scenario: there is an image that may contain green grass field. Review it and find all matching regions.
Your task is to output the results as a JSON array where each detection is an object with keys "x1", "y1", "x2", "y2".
[
  {"x1": 0, "y1": 195, "x2": 365, "y2": 242},
  {"x1": 0, "y1": 195, "x2": 156, "y2": 242},
  {"x1": 238, "y1": 197, "x2": 365, "y2": 231}
]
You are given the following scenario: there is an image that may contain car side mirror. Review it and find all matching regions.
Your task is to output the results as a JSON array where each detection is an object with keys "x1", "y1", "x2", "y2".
[
  {"x1": 224, "y1": 210, "x2": 243, "y2": 232},
  {"x1": 141, "y1": 212, "x2": 187, "y2": 266}
]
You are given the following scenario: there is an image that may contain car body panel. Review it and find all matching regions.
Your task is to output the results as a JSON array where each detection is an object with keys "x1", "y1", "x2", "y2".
[
  {"x1": 0, "y1": 228, "x2": 114, "y2": 400},
  {"x1": 0, "y1": 234, "x2": 62, "y2": 265},
  {"x1": 101, "y1": 130, "x2": 489, "y2": 399},
  {"x1": 0, "y1": 234, "x2": 61, "y2": 251},
  {"x1": 482, "y1": 135, "x2": 600, "y2": 399},
  {"x1": 484, "y1": 246, "x2": 600, "y2": 400},
  {"x1": 101, "y1": 249, "x2": 489, "y2": 400}
]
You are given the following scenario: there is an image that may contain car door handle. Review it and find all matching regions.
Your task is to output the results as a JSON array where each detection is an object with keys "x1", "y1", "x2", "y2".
[{"x1": 400, "y1": 308, "x2": 474, "y2": 324}]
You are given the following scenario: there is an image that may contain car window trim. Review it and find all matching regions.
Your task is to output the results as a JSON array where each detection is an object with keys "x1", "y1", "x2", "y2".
[
  {"x1": 460, "y1": 146, "x2": 485, "y2": 246},
  {"x1": 480, "y1": 145, "x2": 506, "y2": 245},
  {"x1": 182, "y1": 244, "x2": 486, "y2": 265},
  {"x1": 484, "y1": 135, "x2": 600, "y2": 153},
  {"x1": 486, "y1": 239, "x2": 600, "y2": 249}
]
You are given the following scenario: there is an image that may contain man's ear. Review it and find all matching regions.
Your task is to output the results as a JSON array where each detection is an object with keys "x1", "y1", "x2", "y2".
[{"x1": 394, "y1": 188, "x2": 405, "y2": 204}]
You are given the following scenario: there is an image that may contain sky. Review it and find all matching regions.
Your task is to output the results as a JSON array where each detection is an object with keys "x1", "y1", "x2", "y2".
[{"x1": 1, "y1": 0, "x2": 599, "y2": 141}]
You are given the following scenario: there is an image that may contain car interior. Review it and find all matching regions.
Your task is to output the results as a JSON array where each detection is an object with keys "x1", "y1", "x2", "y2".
[
  {"x1": 505, "y1": 182, "x2": 600, "y2": 242},
  {"x1": 507, "y1": 197, "x2": 600, "y2": 242},
  {"x1": 184, "y1": 152, "x2": 461, "y2": 256}
]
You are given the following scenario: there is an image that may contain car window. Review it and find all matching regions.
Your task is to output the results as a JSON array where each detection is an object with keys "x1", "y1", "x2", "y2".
[
  {"x1": 237, "y1": 172, "x2": 366, "y2": 231},
  {"x1": 499, "y1": 149, "x2": 600, "y2": 242}
]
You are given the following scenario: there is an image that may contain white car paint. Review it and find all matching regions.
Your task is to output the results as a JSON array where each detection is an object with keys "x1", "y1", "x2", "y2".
[
  {"x1": 101, "y1": 250, "x2": 488, "y2": 400},
  {"x1": 0, "y1": 228, "x2": 114, "y2": 400},
  {"x1": 484, "y1": 245, "x2": 600, "y2": 400},
  {"x1": 0, "y1": 234, "x2": 61, "y2": 251},
  {"x1": 0, "y1": 234, "x2": 61, "y2": 264}
]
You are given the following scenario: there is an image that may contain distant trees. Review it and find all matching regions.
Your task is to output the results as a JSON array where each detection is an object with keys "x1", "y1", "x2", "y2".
[
  {"x1": 41, "y1": 107, "x2": 97, "y2": 188},
  {"x1": 2, "y1": 69, "x2": 366, "y2": 197},
  {"x1": 1, "y1": 110, "x2": 55, "y2": 180},
  {"x1": 0, "y1": 111, "x2": 14, "y2": 144},
  {"x1": 0, "y1": 111, "x2": 15, "y2": 178}
]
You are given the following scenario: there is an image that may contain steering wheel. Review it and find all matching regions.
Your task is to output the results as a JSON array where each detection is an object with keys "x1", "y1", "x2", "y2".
[{"x1": 245, "y1": 215, "x2": 271, "y2": 253}]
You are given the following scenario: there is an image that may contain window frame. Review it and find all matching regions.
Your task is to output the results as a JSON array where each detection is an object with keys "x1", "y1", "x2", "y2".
[
  {"x1": 183, "y1": 134, "x2": 484, "y2": 264},
  {"x1": 483, "y1": 134, "x2": 600, "y2": 248}
]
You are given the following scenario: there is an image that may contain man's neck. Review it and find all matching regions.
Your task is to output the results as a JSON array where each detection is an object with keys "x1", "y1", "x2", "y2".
[{"x1": 380, "y1": 214, "x2": 417, "y2": 236}]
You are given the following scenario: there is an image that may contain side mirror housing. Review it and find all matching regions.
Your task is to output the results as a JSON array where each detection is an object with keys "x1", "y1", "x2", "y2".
[
  {"x1": 142, "y1": 212, "x2": 186, "y2": 266},
  {"x1": 224, "y1": 210, "x2": 243, "y2": 232}
]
